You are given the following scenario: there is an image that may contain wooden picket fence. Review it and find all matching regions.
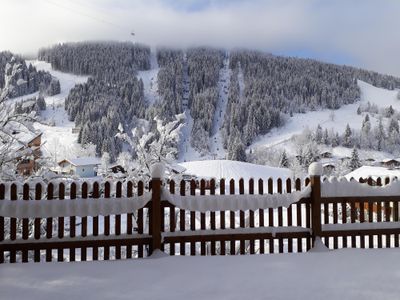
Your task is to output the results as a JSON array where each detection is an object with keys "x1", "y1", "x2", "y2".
[{"x1": 1, "y1": 172, "x2": 400, "y2": 263}]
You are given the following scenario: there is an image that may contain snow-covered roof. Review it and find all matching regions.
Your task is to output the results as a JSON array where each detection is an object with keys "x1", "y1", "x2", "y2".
[
  {"x1": 345, "y1": 166, "x2": 400, "y2": 181},
  {"x1": 381, "y1": 158, "x2": 400, "y2": 163},
  {"x1": 178, "y1": 160, "x2": 292, "y2": 182},
  {"x1": 59, "y1": 157, "x2": 101, "y2": 167}
]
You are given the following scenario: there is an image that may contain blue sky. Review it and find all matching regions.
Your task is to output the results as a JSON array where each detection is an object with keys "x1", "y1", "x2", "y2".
[{"x1": 0, "y1": 0, "x2": 399, "y2": 76}]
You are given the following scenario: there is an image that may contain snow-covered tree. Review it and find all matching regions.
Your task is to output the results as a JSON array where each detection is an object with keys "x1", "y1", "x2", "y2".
[
  {"x1": 116, "y1": 114, "x2": 184, "y2": 177},
  {"x1": 279, "y1": 150, "x2": 289, "y2": 168},
  {"x1": 348, "y1": 148, "x2": 361, "y2": 171}
]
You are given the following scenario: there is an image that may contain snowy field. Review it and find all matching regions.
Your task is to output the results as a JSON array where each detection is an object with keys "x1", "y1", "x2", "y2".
[{"x1": 1, "y1": 248, "x2": 400, "y2": 300}]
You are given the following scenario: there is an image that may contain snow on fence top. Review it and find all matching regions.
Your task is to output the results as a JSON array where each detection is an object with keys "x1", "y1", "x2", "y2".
[
  {"x1": 308, "y1": 162, "x2": 323, "y2": 176},
  {"x1": 0, "y1": 193, "x2": 151, "y2": 218},
  {"x1": 321, "y1": 177, "x2": 400, "y2": 197},
  {"x1": 162, "y1": 186, "x2": 311, "y2": 213}
]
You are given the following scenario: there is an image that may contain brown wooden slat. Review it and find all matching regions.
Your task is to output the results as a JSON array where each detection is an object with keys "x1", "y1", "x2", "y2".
[
  {"x1": 137, "y1": 181, "x2": 144, "y2": 258},
  {"x1": 249, "y1": 179, "x2": 255, "y2": 254},
  {"x1": 190, "y1": 180, "x2": 196, "y2": 255},
  {"x1": 9, "y1": 184, "x2": 17, "y2": 263},
  {"x1": 104, "y1": 182, "x2": 111, "y2": 261},
  {"x1": 115, "y1": 182, "x2": 122, "y2": 259},
  {"x1": 164, "y1": 231, "x2": 311, "y2": 244},
  {"x1": 295, "y1": 178, "x2": 302, "y2": 252},
  {"x1": 220, "y1": 179, "x2": 226, "y2": 255},
  {"x1": 0, "y1": 184, "x2": 4, "y2": 264},
  {"x1": 69, "y1": 183, "x2": 76, "y2": 261},
  {"x1": 169, "y1": 180, "x2": 176, "y2": 256},
  {"x1": 200, "y1": 179, "x2": 206, "y2": 255},
  {"x1": 81, "y1": 182, "x2": 88, "y2": 261},
  {"x1": 57, "y1": 183, "x2": 64, "y2": 262},
  {"x1": 180, "y1": 180, "x2": 186, "y2": 256},
  {"x1": 277, "y1": 179, "x2": 283, "y2": 253},
  {"x1": 268, "y1": 178, "x2": 273, "y2": 253},
  {"x1": 210, "y1": 179, "x2": 216, "y2": 255},
  {"x1": 45, "y1": 183, "x2": 54, "y2": 262},
  {"x1": 239, "y1": 178, "x2": 245, "y2": 255},
  {"x1": 0, "y1": 237, "x2": 152, "y2": 252},
  {"x1": 286, "y1": 178, "x2": 293, "y2": 253},
  {"x1": 33, "y1": 183, "x2": 42, "y2": 262},
  {"x1": 92, "y1": 182, "x2": 100, "y2": 260},
  {"x1": 22, "y1": 183, "x2": 30, "y2": 262},
  {"x1": 258, "y1": 179, "x2": 264, "y2": 254},
  {"x1": 230, "y1": 179, "x2": 235, "y2": 255},
  {"x1": 394, "y1": 199, "x2": 399, "y2": 247}
]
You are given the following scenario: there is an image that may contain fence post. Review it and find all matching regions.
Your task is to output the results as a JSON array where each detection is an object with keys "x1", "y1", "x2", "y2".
[
  {"x1": 150, "y1": 163, "x2": 164, "y2": 254},
  {"x1": 309, "y1": 162, "x2": 322, "y2": 246}
]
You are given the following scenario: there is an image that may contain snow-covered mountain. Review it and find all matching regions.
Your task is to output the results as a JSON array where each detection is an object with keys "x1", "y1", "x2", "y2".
[{"x1": 6, "y1": 42, "x2": 400, "y2": 175}]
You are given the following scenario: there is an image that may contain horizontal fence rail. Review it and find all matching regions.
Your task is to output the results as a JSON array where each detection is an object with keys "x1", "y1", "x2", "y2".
[{"x1": 1, "y1": 165, "x2": 400, "y2": 263}]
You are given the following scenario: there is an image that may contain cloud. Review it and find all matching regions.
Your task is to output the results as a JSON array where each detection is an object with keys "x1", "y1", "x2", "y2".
[{"x1": 0, "y1": 0, "x2": 399, "y2": 76}]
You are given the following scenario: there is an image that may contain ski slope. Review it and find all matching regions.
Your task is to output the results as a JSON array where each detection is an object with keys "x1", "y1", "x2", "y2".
[
  {"x1": 25, "y1": 60, "x2": 89, "y2": 163},
  {"x1": 137, "y1": 51, "x2": 160, "y2": 106},
  {"x1": 250, "y1": 80, "x2": 400, "y2": 156}
]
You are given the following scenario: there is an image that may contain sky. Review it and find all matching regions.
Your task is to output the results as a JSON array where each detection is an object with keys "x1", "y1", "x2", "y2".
[{"x1": 0, "y1": 0, "x2": 399, "y2": 76}]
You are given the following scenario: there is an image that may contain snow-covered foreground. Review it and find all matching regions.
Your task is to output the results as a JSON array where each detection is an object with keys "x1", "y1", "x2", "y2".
[{"x1": 1, "y1": 248, "x2": 400, "y2": 300}]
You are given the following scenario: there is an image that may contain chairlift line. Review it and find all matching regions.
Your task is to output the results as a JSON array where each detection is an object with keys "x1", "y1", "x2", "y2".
[{"x1": 42, "y1": 0, "x2": 135, "y2": 37}]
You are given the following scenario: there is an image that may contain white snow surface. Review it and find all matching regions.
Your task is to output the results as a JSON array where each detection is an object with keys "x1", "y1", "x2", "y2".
[
  {"x1": 250, "y1": 80, "x2": 400, "y2": 158},
  {"x1": 209, "y1": 56, "x2": 231, "y2": 159},
  {"x1": 162, "y1": 185, "x2": 310, "y2": 212},
  {"x1": 308, "y1": 162, "x2": 323, "y2": 176},
  {"x1": 345, "y1": 166, "x2": 400, "y2": 181},
  {"x1": 321, "y1": 176, "x2": 400, "y2": 197},
  {"x1": 178, "y1": 160, "x2": 292, "y2": 182},
  {"x1": 137, "y1": 51, "x2": 160, "y2": 105},
  {"x1": 25, "y1": 60, "x2": 89, "y2": 160},
  {"x1": 2, "y1": 248, "x2": 400, "y2": 300},
  {"x1": 0, "y1": 193, "x2": 151, "y2": 218}
]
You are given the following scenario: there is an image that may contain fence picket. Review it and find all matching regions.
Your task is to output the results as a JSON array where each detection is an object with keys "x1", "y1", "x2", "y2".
[
  {"x1": 46, "y1": 183, "x2": 53, "y2": 262},
  {"x1": 230, "y1": 179, "x2": 235, "y2": 255},
  {"x1": 190, "y1": 180, "x2": 196, "y2": 256},
  {"x1": 70, "y1": 183, "x2": 77, "y2": 261},
  {"x1": 57, "y1": 183, "x2": 64, "y2": 262},
  {"x1": 81, "y1": 182, "x2": 88, "y2": 261},
  {"x1": 22, "y1": 183, "x2": 30, "y2": 263},
  {"x1": 220, "y1": 179, "x2": 226, "y2": 255},
  {"x1": 104, "y1": 182, "x2": 111, "y2": 260},
  {"x1": 258, "y1": 179, "x2": 264, "y2": 254},
  {"x1": 180, "y1": 180, "x2": 186, "y2": 256}
]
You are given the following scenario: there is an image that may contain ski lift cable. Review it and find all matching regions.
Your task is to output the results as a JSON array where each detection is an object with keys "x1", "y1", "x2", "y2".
[{"x1": 42, "y1": 0, "x2": 134, "y2": 34}]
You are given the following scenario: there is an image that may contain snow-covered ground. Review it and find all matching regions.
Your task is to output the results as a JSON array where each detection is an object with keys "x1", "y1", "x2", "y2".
[
  {"x1": 25, "y1": 60, "x2": 89, "y2": 163},
  {"x1": 250, "y1": 80, "x2": 400, "y2": 159},
  {"x1": 2, "y1": 248, "x2": 400, "y2": 300}
]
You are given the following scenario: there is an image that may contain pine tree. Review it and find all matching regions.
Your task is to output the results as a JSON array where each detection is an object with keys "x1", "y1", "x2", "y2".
[
  {"x1": 349, "y1": 148, "x2": 361, "y2": 171},
  {"x1": 343, "y1": 124, "x2": 353, "y2": 147},
  {"x1": 279, "y1": 150, "x2": 289, "y2": 168}
]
